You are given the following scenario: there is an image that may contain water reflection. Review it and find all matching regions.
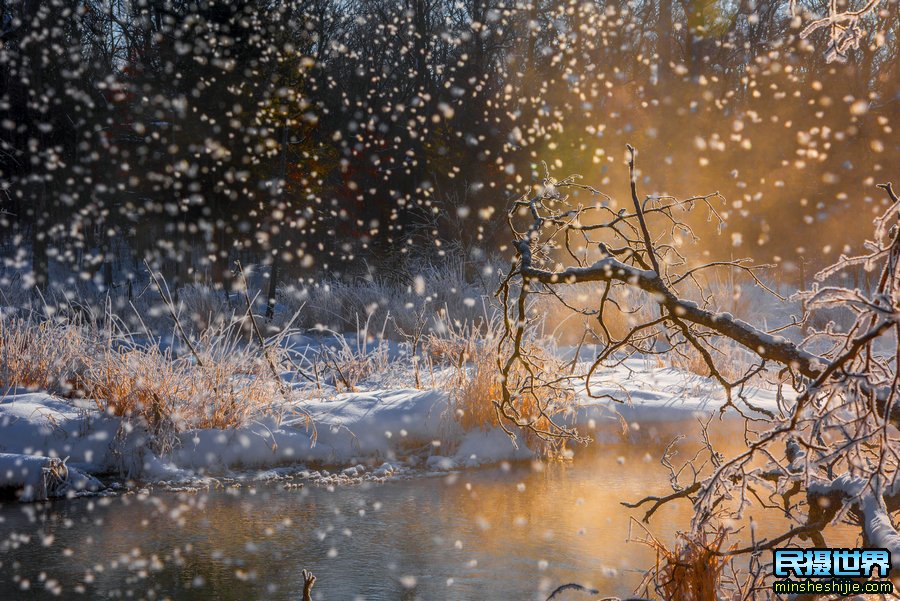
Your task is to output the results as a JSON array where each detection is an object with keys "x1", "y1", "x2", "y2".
[{"x1": 0, "y1": 419, "x2": 860, "y2": 600}]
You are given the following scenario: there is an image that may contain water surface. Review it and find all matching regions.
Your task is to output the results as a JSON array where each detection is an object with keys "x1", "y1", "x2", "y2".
[{"x1": 0, "y1": 419, "x2": 858, "y2": 600}]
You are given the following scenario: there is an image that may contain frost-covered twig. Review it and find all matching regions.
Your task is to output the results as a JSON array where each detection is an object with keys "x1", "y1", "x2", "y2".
[{"x1": 792, "y1": 0, "x2": 887, "y2": 63}]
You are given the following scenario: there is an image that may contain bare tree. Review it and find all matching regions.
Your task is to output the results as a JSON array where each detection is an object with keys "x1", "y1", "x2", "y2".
[{"x1": 496, "y1": 146, "x2": 899, "y2": 597}]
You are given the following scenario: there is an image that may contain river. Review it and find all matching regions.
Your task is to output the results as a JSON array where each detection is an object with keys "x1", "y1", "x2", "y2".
[{"x1": 0, "y1": 419, "x2": 858, "y2": 600}]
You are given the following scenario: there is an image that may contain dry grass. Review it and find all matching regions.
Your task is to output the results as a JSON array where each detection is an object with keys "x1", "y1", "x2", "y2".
[
  {"x1": 279, "y1": 256, "x2": 497, "y2": 337},
  {"x1": 449, "y1": 337, "x2": 502, "y2": 434},
  {"x1": 421, "y1": 312, "x2": 502, "y2": 432},
  {"x1": 0, "y1": 316, "x2": 86, "y2": 393},
  {"x1": 314, "y1": 322, "x2": 391, "y2": 392},
  {"x1": 2, "y1": 270, "x2": 576, "y2": 457},
  {"x1": 0, "y1": 311, "x2": 286, "y2": 440},
  {"x1": 427, "y1": 311, "x2": 577, "y2": 455},
  {"x1": 175, "y1": 284, "x2": 236, "y2": 332},
  {"x1": 635, "y1": 526, "x2": 733, "y2": 601},
  {"x1": 74, "y1": 331, "x2": 280, "y2": 431}
]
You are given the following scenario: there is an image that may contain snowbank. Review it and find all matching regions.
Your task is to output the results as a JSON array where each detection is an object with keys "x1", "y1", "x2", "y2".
[
  {"x1": 0, "y1": 453, "x2": 101, "y2": 501},
  {"x1": 574, "y1": 357, "x2": 783, "y2": 422},
  {"x1": 0, "y1": 393, "x2": 126, "y2": 471},
  {"x1": 0, "y1": 359, "x2": 783, "y2": 500}
]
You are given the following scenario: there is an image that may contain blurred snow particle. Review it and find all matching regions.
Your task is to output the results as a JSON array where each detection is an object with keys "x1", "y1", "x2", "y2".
[{"x1": 849, "y1": 99, "x2": 868, "y2": 115}]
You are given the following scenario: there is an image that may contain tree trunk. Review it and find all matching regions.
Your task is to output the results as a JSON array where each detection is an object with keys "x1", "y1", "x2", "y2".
[
  {"x1": 32, "y1": 222, "x2": 49, "y2": 292},
  {"x1": 657, "y1": 0, "x2": 673, "y2": 85}
]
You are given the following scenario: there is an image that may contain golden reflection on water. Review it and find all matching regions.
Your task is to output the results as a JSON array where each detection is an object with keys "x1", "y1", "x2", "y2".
[{"x1": 0, "y1": 418, "x2": 862, "y2": 600}]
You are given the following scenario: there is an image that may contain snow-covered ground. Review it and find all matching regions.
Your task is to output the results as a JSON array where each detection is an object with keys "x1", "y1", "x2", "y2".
[{"x1": 0, "y1": 358, "x2": 784, "y2": 502}]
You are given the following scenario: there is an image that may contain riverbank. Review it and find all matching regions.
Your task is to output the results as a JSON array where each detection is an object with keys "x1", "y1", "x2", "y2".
[{"x1": 0, "y1": 357, "x2": 783, "y2": 502}]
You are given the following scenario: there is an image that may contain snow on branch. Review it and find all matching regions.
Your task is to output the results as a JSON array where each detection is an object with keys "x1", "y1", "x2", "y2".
[{"x1": 808, "y1": 474, "x2": 900, "y2": 572}]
